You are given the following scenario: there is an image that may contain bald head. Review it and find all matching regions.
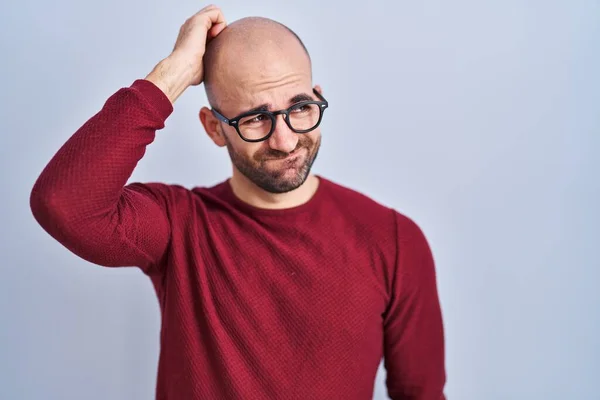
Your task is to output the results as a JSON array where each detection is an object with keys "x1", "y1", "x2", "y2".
[{"x1": 203, "y1": 17, "x2": 312, "y2": 109}]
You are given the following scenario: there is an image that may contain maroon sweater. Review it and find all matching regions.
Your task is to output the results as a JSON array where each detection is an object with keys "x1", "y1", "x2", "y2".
[{"x1": 29, "y1": 79, "x2": 446, "y2": 400}]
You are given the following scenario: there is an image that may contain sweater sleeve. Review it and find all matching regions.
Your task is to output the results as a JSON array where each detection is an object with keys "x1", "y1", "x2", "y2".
[
  {"x1": 383, "y1": 211, "x2": 447, "y2": 400},
  {"x1": 30, "y1": 79, "x2": 174, "y2": 273}
]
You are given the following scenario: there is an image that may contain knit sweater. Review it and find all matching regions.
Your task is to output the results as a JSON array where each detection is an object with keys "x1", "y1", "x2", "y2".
[{"x1": 29, "y1": 79, "x2": 446, "y2": 400}]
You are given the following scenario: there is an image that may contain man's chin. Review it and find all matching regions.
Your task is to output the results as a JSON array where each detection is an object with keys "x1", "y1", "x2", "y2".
[
  {"x1": 229, "y1": 138, "x2": 319, "y2": 194},
  {"x1": 256, "y1": 168, "x2": 309, "y2": 194}
]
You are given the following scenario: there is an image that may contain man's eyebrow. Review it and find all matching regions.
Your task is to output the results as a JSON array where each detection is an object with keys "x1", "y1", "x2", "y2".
[
  {"x1": 289, "y1": 93, "x2": 314, "y2": 104},
  {"x1": 244, "y1": 103, "x2": 271, "y2": 114},
  {"x1": 240, "y1": 93, "x2": 315, "y2": 115}
]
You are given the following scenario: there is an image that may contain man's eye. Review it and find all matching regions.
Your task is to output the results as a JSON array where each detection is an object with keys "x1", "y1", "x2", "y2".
[
  {"x1": 292, "y1": 105, "x2": 308, "y2": 113},
  {"x1": 241, "y1": 114, "x2": 268, "y2": 125}
]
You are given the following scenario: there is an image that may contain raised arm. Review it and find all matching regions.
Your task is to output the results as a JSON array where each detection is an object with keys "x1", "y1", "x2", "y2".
[
  {"x1": 29, "y1": 5, "x2": 228, "y2": 273},
  {"x1": 383, "y1": 211, "x2": 447, "y2": 399}
]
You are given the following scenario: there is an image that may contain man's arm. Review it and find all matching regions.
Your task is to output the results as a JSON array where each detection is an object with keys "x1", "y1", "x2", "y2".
[
  {"x1": 29, "y1": 5, "x2": 227, "y2": 272},
  {"x1": 383, "y1": 211, "x2": 447, "y2": 399},
  {"x1": 29, "y1": 79, "x2": 175, "y2": 272}
]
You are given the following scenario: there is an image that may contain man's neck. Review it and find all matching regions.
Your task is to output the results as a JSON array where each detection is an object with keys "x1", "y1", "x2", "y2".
[{"x1": 228, "y1": 172, "x2": 320, "y2": 210}]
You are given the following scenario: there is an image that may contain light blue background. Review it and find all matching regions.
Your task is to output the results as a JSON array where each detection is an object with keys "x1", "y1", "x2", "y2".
[{"x1": 1, "y1": 1, "x2": 598, "y2": 399}]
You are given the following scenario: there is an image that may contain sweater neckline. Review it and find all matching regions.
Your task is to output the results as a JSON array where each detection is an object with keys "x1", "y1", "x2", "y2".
[{"x1": 221, "y1": 175, "x2": 328, "y2": 217}]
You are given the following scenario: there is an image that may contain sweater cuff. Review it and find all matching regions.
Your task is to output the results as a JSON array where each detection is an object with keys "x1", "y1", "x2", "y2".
[{"x1": 130, "y1": 79, "x2": 174, "y2": 121}]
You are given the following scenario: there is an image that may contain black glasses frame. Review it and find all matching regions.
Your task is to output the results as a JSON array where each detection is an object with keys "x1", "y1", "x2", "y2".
[{"x1": 211, "y1": 89, "x2": 329, "y2": 143}]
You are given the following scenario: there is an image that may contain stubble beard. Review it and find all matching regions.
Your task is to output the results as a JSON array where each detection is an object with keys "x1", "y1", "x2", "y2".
[{"x1": 225, "y1": 134, "x2": 321, "y2": 194}]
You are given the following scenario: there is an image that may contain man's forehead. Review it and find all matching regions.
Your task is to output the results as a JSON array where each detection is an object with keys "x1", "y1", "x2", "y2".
[
  {"x1": 218, "y1": 74, "x2": 313, "y2": 114},
  {"x1": 222, "y1": 48, "x2": 311, "y2": 82}
]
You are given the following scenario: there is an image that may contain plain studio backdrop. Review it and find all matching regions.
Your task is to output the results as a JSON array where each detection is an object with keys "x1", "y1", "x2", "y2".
[{"x1": 1, "y1": 0, "x2": 598, "y2": 399}]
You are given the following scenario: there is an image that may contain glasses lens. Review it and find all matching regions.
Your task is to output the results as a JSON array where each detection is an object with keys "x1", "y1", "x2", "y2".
[
  {"x1": 288, "y1": 103, "x2": 322, "y2": 131},
  {"x1": 238, "y1": 113, "x2": 273, "y2": 140}
]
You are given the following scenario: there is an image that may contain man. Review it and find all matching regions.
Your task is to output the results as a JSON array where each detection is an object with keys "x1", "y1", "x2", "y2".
[{"x1": 30, "y1": 5, "x2": 446, "y2": 400}]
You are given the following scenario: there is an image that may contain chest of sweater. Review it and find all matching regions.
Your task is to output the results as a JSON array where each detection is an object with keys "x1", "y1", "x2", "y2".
[{"x1": 155, "y1": 210, "x2": 391, "y2": 383}]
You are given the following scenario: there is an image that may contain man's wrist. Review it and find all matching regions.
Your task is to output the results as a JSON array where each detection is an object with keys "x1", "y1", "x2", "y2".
[{"x1": 145, "y1": 55, "x2": 195, "y2": 104}]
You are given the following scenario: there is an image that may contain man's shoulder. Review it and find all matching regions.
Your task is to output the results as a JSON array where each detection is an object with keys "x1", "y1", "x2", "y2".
[
  {"x1": 319, "y1": 175, "x2": 396, "y2": 225},
  {"x1": 125, "y1": 181, "x2": 194, "y2": 198},
  {"x1": 320, "y1": 175, "x2": 422, "y2": 233},
  {"x1": 126, "y1": 179, "x2": 228, "y2": 197},
  {"x1": 321, "y1": 175, "x2": 390, "y2": 210},
  {"x1": 124, "y1": 181, "x2": 222, "y2": 213}
]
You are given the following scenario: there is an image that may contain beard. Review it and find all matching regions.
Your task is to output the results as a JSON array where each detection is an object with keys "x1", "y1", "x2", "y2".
[{"x1": 224, "y1": 132, "x2": 321, "y2": 194}]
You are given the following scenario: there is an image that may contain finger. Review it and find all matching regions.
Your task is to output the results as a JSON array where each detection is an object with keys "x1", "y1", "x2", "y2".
[
  {"x1": 209, "y1": 21, "x2": 227, "y2": 38},
  {"x1": 198, "y1": 7, "x2": 226, "y2": 27}
]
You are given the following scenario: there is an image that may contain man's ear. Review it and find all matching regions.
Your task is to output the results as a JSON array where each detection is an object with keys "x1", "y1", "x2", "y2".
[
  {"x1": 314, "y1": 84, "x2": 323, "y2": 95},
  {"x1": 199, "y1": 107, "x2": 227, "y2": 147}
]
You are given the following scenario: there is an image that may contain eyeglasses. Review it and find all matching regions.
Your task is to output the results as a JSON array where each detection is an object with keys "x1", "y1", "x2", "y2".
[{"x1": 211, "y1": 89, "x2": 329, "y2": 143}]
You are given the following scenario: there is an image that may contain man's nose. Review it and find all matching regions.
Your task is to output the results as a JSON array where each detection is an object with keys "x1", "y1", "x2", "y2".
[{"x1": 267, "y1": 114, "x2": 298, "y2": 154}]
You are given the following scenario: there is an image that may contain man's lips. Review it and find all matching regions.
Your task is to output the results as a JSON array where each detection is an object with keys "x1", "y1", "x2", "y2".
[{"x1": 266, "y1": 147, "x2": 306, "y2": 162}]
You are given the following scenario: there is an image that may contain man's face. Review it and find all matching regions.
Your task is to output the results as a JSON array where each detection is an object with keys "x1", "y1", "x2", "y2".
[
  {"x1": 213, "y1": 52, "x2": 322, "y2": 194},
  {"x1": 223, "y1": 124, "x2": 321, "y2": 194}
]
